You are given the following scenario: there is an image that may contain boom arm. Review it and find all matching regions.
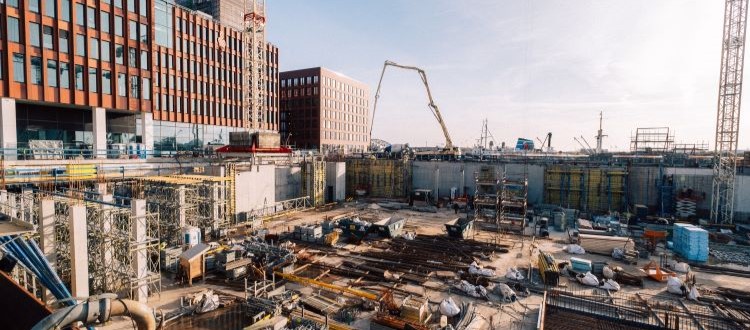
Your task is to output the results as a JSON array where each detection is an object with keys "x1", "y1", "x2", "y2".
[{"x1": 370, "y1": 60, "x2": 456, "y2": 152}]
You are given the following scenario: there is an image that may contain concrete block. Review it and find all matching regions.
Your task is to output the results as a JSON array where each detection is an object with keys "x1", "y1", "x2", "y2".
[
  {"x1": 68, "y1": 205, "x2": 89, "y2": 298},
  {"x1": 92, "y1": 107, "x2": 106, "y2": 158}
]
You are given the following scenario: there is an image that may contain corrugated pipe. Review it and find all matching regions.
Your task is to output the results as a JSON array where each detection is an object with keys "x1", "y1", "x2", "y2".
[{"x1": 32, "y1": 297, "x2": 156, "y2": 330}]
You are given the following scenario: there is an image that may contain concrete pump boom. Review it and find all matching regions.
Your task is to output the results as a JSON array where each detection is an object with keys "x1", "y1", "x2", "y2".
[{"x1": 370, "y1": 60, "x2": 458, "y2": 155}]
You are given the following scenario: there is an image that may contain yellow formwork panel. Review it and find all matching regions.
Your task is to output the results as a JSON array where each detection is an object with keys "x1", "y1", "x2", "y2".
[{"x1": 544, "y1": 165, "x2": 628, "y2": 213}]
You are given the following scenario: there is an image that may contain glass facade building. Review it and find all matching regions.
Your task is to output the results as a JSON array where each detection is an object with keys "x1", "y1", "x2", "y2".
[{"x1": 0, "y1": 0, "x2": 280, "y2": 156}]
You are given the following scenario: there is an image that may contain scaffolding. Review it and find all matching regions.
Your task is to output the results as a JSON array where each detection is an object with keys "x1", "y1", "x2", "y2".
[
  {"x1": 47, "y1": 193, "x2": 162, "y2": 299},
  {"x1": 137, "y1": 175, "x2": 230, "y2": 245},
  {"x1": 474, "y1": 166, "x2": 500, "y2": 222},
  {"x1": 498, "y1": 172, "x2": 528, "y2": 232},
  {"x1": 630, "y1": 127, "x2": 675, "y2": 154}
]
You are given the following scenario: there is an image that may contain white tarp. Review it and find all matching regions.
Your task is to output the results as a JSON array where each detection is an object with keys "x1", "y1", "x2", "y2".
[
  {"x1": 667, "y1": 276, "x2": 684, "y2": 295},
  {"x1": 469, "y1": 261, "x2": 495, "y2": 276},
  {"x1": 600, "y1": 279, "x2": 621, "y2": 291},
  {"x1": 459, "y1": 280, "x2": 487, "y2": 298},
  {"x1": 578, "y1": 272, "x2": 599, "y2": 286},
  {"x1": 439, "y1": 297, "x2": 461, "y2": 316},
  {"x1": 505, "y1": 267, "x2": 524, "y2": 281},
  {"x1": 563, "y1": 244, "x2": 586, "y2": 254},
  {"x1": 602, "y1": 266, "x2": 614, "y2": 279}
]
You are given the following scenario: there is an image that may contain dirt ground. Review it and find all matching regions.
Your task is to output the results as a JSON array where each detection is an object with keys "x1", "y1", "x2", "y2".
[{"x1": 103, "y1": 202, "x2": 749, "y2": 330}]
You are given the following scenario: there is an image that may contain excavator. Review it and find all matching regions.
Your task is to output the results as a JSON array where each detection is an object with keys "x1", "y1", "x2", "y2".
[{"x1": 370, "y1": 60, "x2": 461, "y2": 157}]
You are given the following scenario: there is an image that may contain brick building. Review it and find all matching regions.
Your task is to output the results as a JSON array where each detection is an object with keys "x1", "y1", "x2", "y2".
[
  {"x1": 280, "y1": 67, "x2": 369, "y2": 153},
  {"x1": 0, "y1": 0, "x2": 279, "y2": 159}
]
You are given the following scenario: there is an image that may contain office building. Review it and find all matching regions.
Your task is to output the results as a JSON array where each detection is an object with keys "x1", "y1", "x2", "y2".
[
  {"x1": 280, "y1": 67, "x2": 369, "y2": 153},
  {"x1": 0, "y1": 0, "x2": 279, "y2": 159}
]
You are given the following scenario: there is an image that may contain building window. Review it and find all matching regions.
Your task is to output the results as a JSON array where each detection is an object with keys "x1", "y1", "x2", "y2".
[
  {"x1": 74, "y1": 65, "x2": 84, "y2": 90},
  {"x1": 130, "y1": 76, "x2": 139, "y2": 98},
  {"x1": 140, "y1": 51, "x2": 148, "y2": 69},
  {"x1": 102, "y1": 70, "x2": 111, "y2": 94},
  {"x1": 75, "y1": 3, "x2": 84, "y2": 26},
  {"x1": 115, "y1": 44, "x2": 124, "y2": 64},
  {"x1": 140, "y1": 23, "x2": 148, "y2": 44},
  {"x1": 128, "y1": 47, "x2": 137, "y2": 67},
  {"x1": 61, "y1": 0, "x2": 70, "y2": 21},
  {"x1": 129, "y1": 20, "x2": 137, "y2": 40},
  {"x1": 43, "y1": 26, "x2": 54, "y2": 49},
  {"x1": 75, "y1": 34, "x2": 86, "y2": 56},
  {"x1": 89, "y1": 38, "x2": 99, "y2": 59},
  {"x1": 47, "y1": 60, "x2": 57, "y2": 87},
  {"x1": 88, "y1": 68, "x2": 97, "y2": 92},
  {"x1": 30, "y1": 57, "x2": 42, "y2": 85},
  {"x1": 45, "y1": 0, "x2": 56, "y2": 17},
  {"x1": 87, "y1": 7, "x2": 96, "y2": 29},
  {"x1": 115, "y1": 0, "x2": 122, "y2": 9},
  {"x1": 143, "y1": 78, "x2": 151, "y2": 99},
  {"x1": 58, "y1": 30, "x2": 68, "y2": 54},
  {"x1": 13, "y1": 53, "x2": 25, "y2": 83},
  {"x1": 117, "y1": 73, "x2": 126, "y2": 96},
  {"x1": 101, "y1": 11, "x2": 110, "y2": 34},
  {"x1": 60, "y1": 62, "x2": 70, "y2": 88},
  {"x1": 128, "y1": 0, "x2": 135, "y2": 13},
  {"x1": 30, "y1": 23, "x2": 41, "y2": 47},
  {"x1": 101, "y1": 41, "x2": 110, "y2": 62},
  {"x1": 7, "y1": 18, "x2": 20, "y2": 43},
  {"x1": 115, "y1": 16, "x2": 123, "y2": 36},
  {"x1": 30, "y1": 0, "x2": 40, "y2": 13},
  {"x1": 7, "y1": 0, "x2": 18, "y2": 8},
  {"x1": 139, "y1": 0, "x2": 147, "y2": 17}
]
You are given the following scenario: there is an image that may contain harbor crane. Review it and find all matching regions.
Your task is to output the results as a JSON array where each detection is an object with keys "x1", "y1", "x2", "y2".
[{"x1": 370, "y1": 60, "x2": 460, "y2": 156}]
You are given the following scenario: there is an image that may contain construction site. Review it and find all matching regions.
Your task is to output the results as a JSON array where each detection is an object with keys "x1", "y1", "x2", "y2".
[{"x1": 2, "y1": 0, "x2": 750, "y2": 330}]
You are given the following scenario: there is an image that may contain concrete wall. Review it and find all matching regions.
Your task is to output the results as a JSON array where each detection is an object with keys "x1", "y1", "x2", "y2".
[
  {"x1": 411, "y1": 161, "x2": 544, "y2": 205},
  {"x1": 275, "y1": 165, "x2": 303, "y2": 201},
  {"x1": 325, "y1": 162, "x2": 346, "y2": 202},
  {"x1": 235, "y1": 164, "x2": 276, "y2": 213},
  {"x1": 733, "y1": 174, "x2": 750, "y2": 222}
]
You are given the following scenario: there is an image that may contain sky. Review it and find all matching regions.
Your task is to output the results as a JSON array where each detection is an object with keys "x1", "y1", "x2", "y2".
[{"x1": 266, "y1": 0, "x2": 746, "y2": 152}]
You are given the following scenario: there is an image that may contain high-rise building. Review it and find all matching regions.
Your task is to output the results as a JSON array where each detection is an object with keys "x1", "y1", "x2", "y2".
[
  {"x1": 0, "y1": 0, "x2": 279, "y2": 159},
  {"x1": 176, "y1": 0, "x2": 244, "y2": 31},
  {"x1": 280, "y1": 67, "x2": 370, "y2": 153}
]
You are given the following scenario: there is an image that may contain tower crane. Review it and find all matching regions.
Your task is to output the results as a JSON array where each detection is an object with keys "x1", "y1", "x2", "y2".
[
  {"x1": 370, "y1": 60, "x2": 460, "y2": 156},
  {"x1": 711, "y1": 0, "x2": 748, "y2": 224}
]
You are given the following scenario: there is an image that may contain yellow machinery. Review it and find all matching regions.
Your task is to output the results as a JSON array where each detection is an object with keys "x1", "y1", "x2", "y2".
[
  {"x1": 537, "y1": 251, "x2": 560, "y2": 286},
  {"x1": 274, "y1": 272, "x2": 378, "y2": 301}
]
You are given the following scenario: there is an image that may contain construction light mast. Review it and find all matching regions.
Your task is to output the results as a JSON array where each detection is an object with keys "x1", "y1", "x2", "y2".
[
  {"x1": 711, "y1": 0, "x2": 748, "y2": 224},
  {"x1": 243, "y1": 0, "x2": 268, "y2": 131}
]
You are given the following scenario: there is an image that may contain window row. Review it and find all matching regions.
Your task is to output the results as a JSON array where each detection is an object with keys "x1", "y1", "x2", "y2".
[
  {"x1": 6, "y1": 12, "x2": 148, "y2": 47},
  {"x1": 154, "y1": 93, "x2": 242, "y2": 120},
  {"x1": 11, "y1": 53, "x2": 150, "y2": 99},
  {"x1": 281, "y1": 75, "x2": 319, "y2": 88},
  {"x1": 322, "y1": 130, "x2": 368, "y2": 143}
]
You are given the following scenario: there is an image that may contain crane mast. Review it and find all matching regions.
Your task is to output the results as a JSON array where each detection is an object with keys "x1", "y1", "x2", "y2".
[
  {"x1": 711, "y1": 0, "x2": 748, "y2": 224},
  {"x1": 370, "y1": 60, "x2": 458, "y2": 155},
  {"x1": 243, "y1": 0, "x2": 268, "y2": 131}
]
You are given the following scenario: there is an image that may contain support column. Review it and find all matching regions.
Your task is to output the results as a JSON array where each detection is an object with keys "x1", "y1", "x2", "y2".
[
  {"x1": 131, "y1": 199, "x2": 148, "y2": 302},
  {"x1": 95, "y1": 182, "x2": 108, "y2": 197},
  {"x1": 211, "y1": 182, "x2": 220, "y2": 227},
  {"x1": 141, "y1": 113, "x2": 154, "y2": 158},
  {"x1": 92, "y1": 107, "x2": 107, "y2": 159},
  {"x1": 68, "y1": 205, "x2": 89, "y2": 298},
  {"x1": 0, "y1": 190, "x2": 8, "y2": 216},
  {"x1": 21, "y1": 188, "x2": 33, "y2": 224},
  {"x1": 178, "y1": 186, "x2": 186, "y2": 228},
  {"x1": 0, "y1": 98, "x2": 17, "y2": 160},
  {"x1": 37, "y1": 198, "x2": 55, "y2": 302}
]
